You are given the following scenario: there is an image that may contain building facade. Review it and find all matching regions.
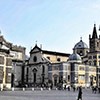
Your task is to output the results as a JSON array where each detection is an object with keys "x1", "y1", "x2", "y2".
[
  {"x1": 22, "y1": 24, "x2": 100, "y2": 88},
  {"x1": 24, "y1": 45, "x2": 70, "y2": 87},
  {"x1": 48, "y1": 25, "x2": 98, "y2": 88},
  {"x1": 88, "y1": 24, "x2": 100, "y2": 87},
  {"x1": 0, "y1": 24, "x2": 99, "y2": 89},
  {"x1": 0, "y1": 35, "x2": 26, "y2": 89}
]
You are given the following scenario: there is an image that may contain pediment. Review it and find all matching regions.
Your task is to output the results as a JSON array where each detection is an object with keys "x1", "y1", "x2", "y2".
[
  {"x1": 30, "y1": 45, "x2": 42, "y2": 53},
  {"x1": 1, "y1": 44, "x2": 9, "y2": 50},
  {"x1": 32, "y1": 48, "x2": 41, "y2": 52}
]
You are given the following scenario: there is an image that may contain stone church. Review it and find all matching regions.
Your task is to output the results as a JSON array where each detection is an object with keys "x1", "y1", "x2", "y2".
[
  {"x1": 24, "y1": 24, "x2": 100, "y2": 88},
  {"x1": 24, "y1": 44, "x2": 70, "y2": 87}
]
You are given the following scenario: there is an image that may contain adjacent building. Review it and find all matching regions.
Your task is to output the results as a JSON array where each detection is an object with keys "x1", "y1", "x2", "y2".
[{"x1": 0, "y1": 35, "x2": 26, "y2": 89}]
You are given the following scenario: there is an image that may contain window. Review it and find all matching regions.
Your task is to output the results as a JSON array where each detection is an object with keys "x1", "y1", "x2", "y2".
[
  {"x1": 93, "y1": 55, "x2": 97, "y2": 59},
  {"x1": 0, "y1": 56, "x2": 4, "y2": 64},
  {"x1": 97, "y1": 42, "x2": 99, "y2": 47},
  {"x1": 86, "y1": 51, "x2": 88, "y2": 54},
  {"x1": 79, "y1": 45, "x2": 81, "y2": 47},
  {"x1": 47, "y1": 56, "x2": 50, "y2": 60},
  {"x1": 0, "y1": 66, "x2": 3, "y2": 83},
  {"x1": 6, "y1": 68, "x2": 12, "y2": 83},
  {"x1": 99, "y1": 75, "x2": 100, "y2": 79},
  {"x1": 80, "y1": 51, "x2": 83, "y2": 55},
  {"x1": 42, "y1": 65, "x2": 45, "y2": 73},
  {"x1": 98, "y1": 68, "x2": 100, "y2": 73},
  {"x1": 6, "y1": 58, "x2": 12, "y2": 66},
  {"x1": 94, "y1": 77, "x2": 96, "y2": 80},
  {"x1": 33, "y1": 56, "x2": 37, "y2": 62},
  {"x1": 98, "y1": 55, "x2": 100, "y2": 59},
  {"x1": 79, "y1": 66, "x2": 85, "y2": 70},
  {"x1": 54, "y1": 66, "x2": 58, "y2": 70},
  {"x1": 68, "y1": 75, "x2": 70, "y2": 82},
  {"x1": 89, "y1": 61, "x2": 91, "y2": 65},
  {"x1": 93, "y1": 60, "x2": 97, "y2": 66},
  {"x1": 89, "y1": 56, "x2": 92, "y2": 59},
  {"x1": 57, "y1": 58, "x2": 61, "y2": 62}
]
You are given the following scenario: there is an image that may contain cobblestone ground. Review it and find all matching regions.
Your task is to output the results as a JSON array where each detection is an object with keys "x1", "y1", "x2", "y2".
[{"x1": 0, "y1": 89, "x2": 100, "y2": 100}]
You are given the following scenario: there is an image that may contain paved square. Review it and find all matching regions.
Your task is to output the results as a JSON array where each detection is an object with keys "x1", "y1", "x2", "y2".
[{"x1": 0, "y1": 89, "x2": 100, "y2": 100}]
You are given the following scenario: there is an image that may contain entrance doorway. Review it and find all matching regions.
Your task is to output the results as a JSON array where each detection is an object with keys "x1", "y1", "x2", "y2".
[
  {"x1": 54, "y1": 77, "x2": 57, "y2": 86},
  {"x1": 53, "y1": 74, "x2": 58, "y2": 86},
  {"x1": 33, "y1": 68, "x2": 37, "y2": 83}
]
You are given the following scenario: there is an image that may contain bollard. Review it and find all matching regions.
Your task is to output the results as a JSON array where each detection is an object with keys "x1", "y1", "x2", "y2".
[
  {"x1": 56, "y1": 88, "x2": 58, "y2": 90},
  {"x1": 23, "y1": 88, "x2": 25, "y2": 91},
  {"x1": 49, "y1": 87, "x2": 51, "y2": 91},
  {"x1": 32, "y1": 88, "x2": 34, "y2": 91},
  {"x1": 1, "y1": 88, "x2": 3, "y2": 91},
  {"x1": 41, "y1": 87, "x2": 43, "y2": 91},
  {"x1": 12, "y1": 87, "x2": 14, "y2": 91}
]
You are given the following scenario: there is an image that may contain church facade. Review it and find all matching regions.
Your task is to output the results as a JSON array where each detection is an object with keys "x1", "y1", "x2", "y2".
[{"x1": 24, "y1": 45, "x2": 70, "y2": 87}]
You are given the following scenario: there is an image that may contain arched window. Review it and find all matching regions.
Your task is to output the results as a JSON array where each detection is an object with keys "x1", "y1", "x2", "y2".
[
  {"x1": 42, "y1": 65, "x2": 45, "y2": 73},
  {"x1": 33, "y1": 56, "x2": 37, "y2": 62}
]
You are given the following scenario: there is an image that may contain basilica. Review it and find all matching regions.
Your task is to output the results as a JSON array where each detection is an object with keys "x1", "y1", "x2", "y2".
[
  {"x1": 23, "y1": 24, "x2": 100, "y2": 88},
  {"x1": 0, "y1": 24, "x2": 100, "y2": 89}
]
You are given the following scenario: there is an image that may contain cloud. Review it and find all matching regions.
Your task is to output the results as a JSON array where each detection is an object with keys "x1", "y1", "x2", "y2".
[{"x1": 92, "y1": 3, "x2": 100, "y2": 9}]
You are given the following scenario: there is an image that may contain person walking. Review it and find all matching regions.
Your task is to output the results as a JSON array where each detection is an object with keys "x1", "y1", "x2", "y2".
[
  {"x1": 77, "y1": 86, "x2": 82, "y2": 100},
  {"x1": 73, "y1": 86, "x2": 76, "y2": 92}
]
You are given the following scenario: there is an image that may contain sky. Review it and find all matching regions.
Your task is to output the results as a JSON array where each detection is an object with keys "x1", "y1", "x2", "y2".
[{"x1": 0, "y1": 0, "x2": 100, "y2": 56}]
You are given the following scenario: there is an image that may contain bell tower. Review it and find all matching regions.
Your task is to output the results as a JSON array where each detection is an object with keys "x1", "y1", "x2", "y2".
[
  {"x1": 89, "y1": 24, "x2": 100, "y2": 87},
  {"x1": 89, "y1": 24, "x2": 100, "y2": 52}
]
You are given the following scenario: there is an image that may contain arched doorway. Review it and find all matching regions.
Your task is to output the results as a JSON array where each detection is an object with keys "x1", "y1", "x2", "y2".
[
  {"x1": 53, "y1": 74, "x2": 58, "y2": 86},
  {"x1": 42, "y1": 65, "x2": 45, "y2": 84},
  {"x1": 33, "y1": 68, "x2": 37, "y2": 83}
]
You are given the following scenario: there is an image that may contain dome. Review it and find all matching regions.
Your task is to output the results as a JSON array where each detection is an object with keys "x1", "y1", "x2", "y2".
[
  {"x1": 74, "y1": 40, "x2": 88, "y2": 49},
  {"x1": 68, "y1": 53, "x2": 82, "y2": 63}
]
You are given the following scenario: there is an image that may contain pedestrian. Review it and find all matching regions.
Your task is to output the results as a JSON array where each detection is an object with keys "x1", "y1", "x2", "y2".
[
  {"x1": 77, "y1": 86, "x2": 82, "y2": 100},
  {"x1": 73, "y1": 86, "x2": 76, "y2": 92},
  {"x1": 68, "y1": 86, "x2": 70, "y2": 91},
  {"x1": 98, "y1": 87, "x2": 100, "y2": 93},
  {"x1": 64, "y1": 85, "x2": 66, "y2": 90},
  {"x1": 92, "y1": 86, "x2": 94, "y2": 93}
]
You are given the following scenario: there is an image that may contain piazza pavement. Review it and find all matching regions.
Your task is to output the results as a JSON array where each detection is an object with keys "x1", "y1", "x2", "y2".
[{"x1": 0, "y1": 88, "x2": 99, "y2": 100}]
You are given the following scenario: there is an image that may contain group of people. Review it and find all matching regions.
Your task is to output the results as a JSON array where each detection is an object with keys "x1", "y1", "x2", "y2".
[{"x1": 92, "y1": 86, "x2": 100, "y2": 93}]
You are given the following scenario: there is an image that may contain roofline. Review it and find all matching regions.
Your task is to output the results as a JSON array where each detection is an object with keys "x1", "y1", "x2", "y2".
[
  {"x1": 42, "y1": 50, "x2": 70, "y2": 56},
  {"x1": 73, "y1": 47, "x2": 89, "y2": 50},
  {"x1": 30, "y1": 45, "x2": 70, "y2": 56}
]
